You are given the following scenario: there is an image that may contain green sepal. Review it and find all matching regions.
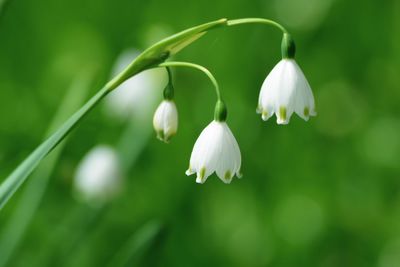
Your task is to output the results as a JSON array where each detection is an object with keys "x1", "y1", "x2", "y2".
[
  {"x1": 281, "y1": 33, "x2": 296, "y2": 59},
  {"x1": 214, "y1": 100, "x2": 228, "y2": 122},
  {"x1": 163, "y1": 83, "x2": 174, "y2": 100}
]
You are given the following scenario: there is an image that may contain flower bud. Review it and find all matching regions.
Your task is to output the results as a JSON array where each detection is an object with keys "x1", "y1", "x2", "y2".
[{"x1": 152, "y1": 100, "x2": 178, "y2": 143}]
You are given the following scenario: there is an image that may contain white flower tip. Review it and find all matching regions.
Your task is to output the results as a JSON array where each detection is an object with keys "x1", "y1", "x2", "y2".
[
  {"x1": 277, "y1": 119, "x2": 290, "y2": 125},
  {"x1": 185, "y1": 167, "x2": 194, "y2": 176},
  {"x1": 195, "y1": 167, "x2": 206, "y2": 184},
  {"x1": 299, "y1": 107, "x2": 317, "y2": 122},
  {"x1": 236, "y1": 170, "x2": 243, "y2": 179},
  {"x1": 310, "y1": 108, "x2": 317, "y2": 116},
  {"x1": 261, "y1": 111, "x2": 271, "y2": 121},
  {"x1": 195, "y1": 177, "x2": 204, "y2": 184},
  {"x1": 276, "y1": 106, "x2": 290, "y2": 125}
]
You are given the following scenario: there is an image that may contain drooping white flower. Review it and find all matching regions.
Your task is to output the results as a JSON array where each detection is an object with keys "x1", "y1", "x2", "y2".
[
  {"x1": 74, "y1": 145, "x2": 122, "y2": 205},
  {"x1": 152, "y1": 100, "x2": 178, "y2": 142},
  {"x1": 104, "y1": 49, "x2": 168, "y2": 120},
  {"x1": 257, "y1": 58, "x2": 316, "y2": 124},
  {"x1": 185, "y1": 120, "x2": 242, "y2": 184}
]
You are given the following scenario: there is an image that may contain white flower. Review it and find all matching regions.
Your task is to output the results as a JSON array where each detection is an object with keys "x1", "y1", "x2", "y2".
[
  {"x1": 257, "y1": 59, "x2": 316, "y2": 124},
  {"x1": 104, "y1": 49, "x2": 168, "y2": 120},
  {"x1": 74, "y1": 145, "x2": 122, "y2": 205},
  {"x1": 153, "y1": 100, "x2": 178, "y2": 142},
  {"x1": 185, "y1": 120, "x2": 242, "y2": 184}
]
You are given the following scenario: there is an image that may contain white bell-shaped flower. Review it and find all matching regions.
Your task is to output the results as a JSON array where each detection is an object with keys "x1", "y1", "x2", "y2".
[
  {"x1": 153, "y1": 100, "x2": 178, "y2": 142},
  {"x1": 185, "y1": 120, "x2": 242, "y2": 184},
  {"x1": 256, "y1": 59, "x2": 316, "y2": 124},
  {"x1": 257, "y1": 58, "x2": 316, "y2": 124},
  {"x1": 74, "y1": 145, "x2": 122, "y2": 205}
]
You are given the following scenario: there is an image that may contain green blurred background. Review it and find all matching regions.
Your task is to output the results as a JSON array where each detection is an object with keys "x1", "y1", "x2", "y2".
[{"x1": 1, "y1": 0, "x2": 400, "y2": 266}]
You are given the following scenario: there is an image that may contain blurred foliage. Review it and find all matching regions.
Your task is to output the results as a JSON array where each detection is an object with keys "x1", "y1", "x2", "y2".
[{"x1": 0, "y1": 0, "x2": 400, "y2": 266}]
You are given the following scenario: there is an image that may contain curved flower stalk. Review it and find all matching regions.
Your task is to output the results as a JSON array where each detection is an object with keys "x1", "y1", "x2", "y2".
[
  {"x1": 257, "y1": 33, "x2": 316, "y2": 124},
  {"x1": 0, "y1": 17, "x2": 316, "y2": 209},
  {"x1": 74, "y1": 145, "x2": 122, "y2": 205}
]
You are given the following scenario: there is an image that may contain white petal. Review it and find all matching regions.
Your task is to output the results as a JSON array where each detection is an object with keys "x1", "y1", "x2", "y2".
[
  {"x1": 189, "y1": 121, "x2": 223, "y2": 183},
  {"x1": 290, "y1": 60, "x2": 316, "y2": 121},
  {"x1": 162, "y1": 101, "x2": 178, "y2": 137},
  {"x1": 215, "y1": 123, "x2": 240, "y2": 183}
]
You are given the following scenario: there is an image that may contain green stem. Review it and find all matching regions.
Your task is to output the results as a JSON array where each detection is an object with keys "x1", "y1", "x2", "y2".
[
  {"x1": 227, "y1": 18, "x2": 288, "y2": 34},
  {"x1": 165, "y1": 67, "x2": 173, "y2": 84},
  {"x1": 157, "y1": 61, "x2": 222, "y2": 100}
]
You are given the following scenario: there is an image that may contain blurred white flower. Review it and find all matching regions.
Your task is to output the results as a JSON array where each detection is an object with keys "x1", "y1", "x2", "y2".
[
  {"x1": 74, "y1": 145, "x2": 122, "y2": 204},
  {"x1": 186, "y1": 120, "x2": 242, "y2": 184},
  {"x1": 104, "y1": 49, "x2": 168, "y2": 120},
  {"x1": 257, "y1": 59, "x2": 316, "y2": 124},
  {"x1": 152, "y1": 100, "x2": 178, "y2": 143}
]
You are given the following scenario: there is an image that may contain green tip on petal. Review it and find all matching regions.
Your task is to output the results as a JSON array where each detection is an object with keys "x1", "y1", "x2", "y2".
[
  {"x1": 199, "y1": 167, "x2": 206, "y2": 181},
  {"x1": 304, "y1": 107, "x2": 310, "y2": 117},
  {"x1": 279, "y1": 106, "x2": 287, "y2": 121},
  {"x1": 156, "y1": 131, "x2": 175, "y2": 143},
  {"x1": 262, "y1": 111, "x2": 268, "y2": 121},
  {"x1": 224, "y1": 170, "x2": 232, "y2": 180}
]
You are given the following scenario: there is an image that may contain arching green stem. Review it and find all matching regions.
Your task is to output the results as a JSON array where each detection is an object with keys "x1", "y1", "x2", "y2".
[
  {"x1": 157, "y1": 61, "x2": 222, "y2": 101},
  {"x1": 227, "y1": 18, "x2": 288, "y2": 34}
]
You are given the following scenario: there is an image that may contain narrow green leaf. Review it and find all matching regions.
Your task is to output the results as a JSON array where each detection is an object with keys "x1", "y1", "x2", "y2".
[{"x1": 0, "y1": 73, "x2": 93, "y2": 267}]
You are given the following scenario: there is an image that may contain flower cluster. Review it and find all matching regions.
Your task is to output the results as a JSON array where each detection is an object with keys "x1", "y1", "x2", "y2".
[{"x1": 152, "y1": 33, "x2": 315, "y2": 184}]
